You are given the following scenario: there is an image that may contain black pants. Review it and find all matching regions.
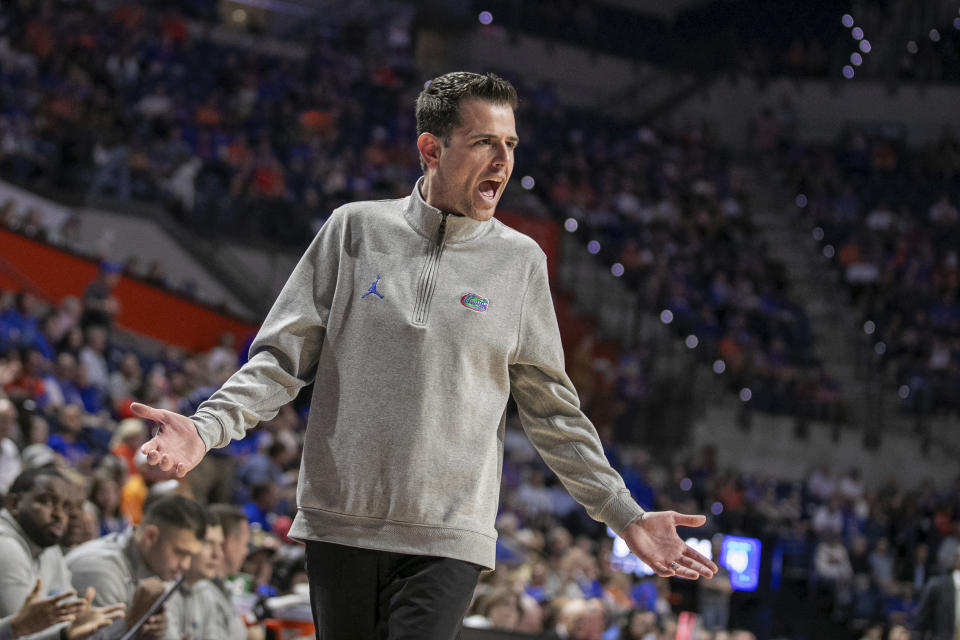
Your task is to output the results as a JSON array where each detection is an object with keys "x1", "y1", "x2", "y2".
[{"x1": 305, "y1": 541, "x2": 482, "y2": 640}]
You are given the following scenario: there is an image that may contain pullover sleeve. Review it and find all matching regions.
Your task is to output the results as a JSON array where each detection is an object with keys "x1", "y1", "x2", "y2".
[
  {"x1": 190, "y1": 212, "x2": 343, "y2": 448},
  {"x1": 508, "y1": 255, "x2": 644, "y2": 534}
]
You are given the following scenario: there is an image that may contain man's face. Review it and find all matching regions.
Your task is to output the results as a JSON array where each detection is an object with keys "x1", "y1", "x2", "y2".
[
  {"x1": 188, "y1": 525, "x2": 224, "y2": 581},
  {"x1": 221, "y1": 521, "x2": 250, "y2": 576},
  {"x1": 420, "y1": 98, "x2": 517, "y2": 221},
  {"x1": 141, "y1": 524, "x2": 204, "y2": 581},
  {"x1": 12, "y1": 475, "x2": 70, "y2": 548},
  {"x1": 62, "y1": 482, "x2": 91, "y2": 547}
]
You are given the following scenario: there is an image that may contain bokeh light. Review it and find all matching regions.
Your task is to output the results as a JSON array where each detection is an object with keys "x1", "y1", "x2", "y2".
[
  {"x1": 907, "y1": 40, "x2": 918, "y2": 54},
  {"x1": 930, "y1": 28, "x2": 941, "y2": 42},
  {"x1": 842, "y1": 65, "x2": 855, "y2": 79},
  {"x1": 813, "y1": 227, "x2": 825, "y2": 241},
  {"x1": 564, "y1": 218, "x2": 578, "y2": 232},
  {"x1": 795, "y1": 193, "x2": 808, "y2": 207},
  {"x1": 898, "y1": 385, "x2": 910, "y2": 399},
  {"x1": 851, "y1": 52, "x2": 863, "y2": 66},
  {"x1": 863, "y1": 320, "x2": 876, "y2": 335},
  {"x1": 587, "y1": 240, "x2": 601, "y2": 254},
  {"x1": 859, "y1": 39, "x2": 872, "y2": 53},
  {"x1": 478, "y1": 11, "x2": 493, "y2": 25},
  {"x1": 739, "y1": 388, "x2": 752, "y2": 402},
  {"x1": 520, "y1": 175, "x2": 535, "y2": 190},
  {"x1": 660, "y1": 310, "x2": 674, "y2": 324},
  {"x1": 685, "y1": 335, "x2": 699, "y2": 349},
  {"x1": 713, "y1": 360, "x2": 726, "y2": 374},
  {"x1": 823, "y1": 244, "x2": 836, "y2": 258},
  {"x1": 841, "y1": 14, "x2": 854, "y2": 28},
  {"x1": 875, "y1": 342, "x2": 886, "y2": 355},
  {"x1": 852, "y1": 26, "x2": 864, "y2": 40},
  {"x1": 611, "y1": 263, "x2": 624, "y2": 277}
]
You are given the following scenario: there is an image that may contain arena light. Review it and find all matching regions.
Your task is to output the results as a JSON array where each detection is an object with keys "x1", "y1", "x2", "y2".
[
  {"x1": 954, "y1": 17, "x2": 960, "y2": 30},
  {"x1": 685, "y1": 335, "x2": 699, "y2": 349},
  {"x1": 564, "y1": 218, "x2": 578, "y2": 232},
  {"x1": 795, "y1": 193, "x2": 807, "y2": 207},
  {"x1": 611, "y1": 263, "x2": 624, "y2": 277},
  {"x1": 930, "y1": 29, "x2": 941, "y2": 42},
  {"x1": 680, "y1": 477, "x2": 693, "y2": 491},
  {"x1": 520, "y1": 175, "x2": 535, "y2": 190},
  {"x1": 863, "y1": 320, "x2": 876, "y2": 335},
  {"x1": 713, "y1": 360, "x2": 726, "y2": 374},
  {"x1": 875, "y1": 342, "x2": 886, "y2": 355},
  {"x1": 851, "y1": 52, "x2": 863, "y2": 66},
  {"x1": 842, "y1": 65, "x2": 855, "y2": 79},
  {"x1": 907, "y1": 40, "x2": 918, "y2": 54},
  {"x1": 852, "y1": 26, "x2": 864, "y2": 40},
  {"x1": 841, "y1": 14, "x2": 854, "y2": 28},
  {"x1": 812, "y1": 227, "x2": 824, "y2": 241},
  {"x1": 587, "y1": 240, "x2": 601, "y2": 255},
  {"x1": 823, "y1": 244, "x2": 836, "y2": 258},
  {"x1": 478, "y1": 10, "x2": 493, "y2": 25},
  {"x1": 660, "y1": 309, "x2": 674, "y2": 324},
  {"x1": 898, "y1": 385, "x2": 910, "y2": 399},
  {"x1": 859, "y1": 40, "x2": 872, "y2": 53},
  {"x1": 739, "y1": 388, "x2": 752, "y2": 402},
  {"x1": 711, "y1": 502, "x2": 724, "y2": 515}
]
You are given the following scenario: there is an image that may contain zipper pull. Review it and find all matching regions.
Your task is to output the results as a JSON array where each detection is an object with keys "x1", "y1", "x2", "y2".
[{"x1": 438, "y1": 213, "x2": 448, "y2": 242}]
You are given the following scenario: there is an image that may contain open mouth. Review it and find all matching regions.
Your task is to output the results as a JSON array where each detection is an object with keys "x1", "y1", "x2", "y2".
[{"x1": 478, "y1": 179, "x2": 502, "y2": 202}]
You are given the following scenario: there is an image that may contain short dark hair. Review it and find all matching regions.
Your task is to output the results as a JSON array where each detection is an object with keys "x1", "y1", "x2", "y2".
[
  {"x1": 8, "y1": 468, "x2": 65, "y2": 496},
  {"x1": 208, "y1": 504, "x2": 248, "y2": 538},
  {"x1": 416, "y1": 71, "x2": 518, "y2": 152},
  {"x1": 142, "y1": 495, "x2": 207, "y2": 540}
]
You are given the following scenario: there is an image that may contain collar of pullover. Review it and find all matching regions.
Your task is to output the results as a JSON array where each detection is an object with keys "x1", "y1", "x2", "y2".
[
  {"x1": 0, "y1": 508, "x2": 45, "y2": 559},
  {"x1": 404, "y1": 177, "x2": 493, "y2": 244}
]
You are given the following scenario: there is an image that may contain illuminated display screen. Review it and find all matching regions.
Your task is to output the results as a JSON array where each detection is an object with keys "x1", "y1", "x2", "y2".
[{"x1": 720, "y1": 535, "x2": 761, "y2": 592}]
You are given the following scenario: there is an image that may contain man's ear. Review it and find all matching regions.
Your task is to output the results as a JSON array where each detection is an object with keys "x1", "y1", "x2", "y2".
[
  {"x1": 141, "y1": 523, "x2": 160, "y2": 548},
  {"x1": 417, "y1": 132, "x2": 442, "y2": 170}
]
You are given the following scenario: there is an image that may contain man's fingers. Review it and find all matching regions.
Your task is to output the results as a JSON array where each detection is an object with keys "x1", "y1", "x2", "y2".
[
  {"x1": 174, "y1": 462, "x2": 186, "y2": 478},
  {"x1": 50, "y1": 589, "x2": 78, "y2": 604},
  {"x1": 145, "y1": 447, "x2": 162, "y2": 465},
  {"x1": 678, "y1": 555, "x2": 715, "y2": 578},
  {"x1": 27, "y1": 578, "x2": 43, "y2": 599},
  {"x1": 674, "y1": 513, "x2": 707, "y2": 528},
  {"x1": 159, "y1": 453, "x2": 173, "y2": 471},
  {"x1": 100, "y1": 604, "x2": 126, "y2": 619},
  {"x1": 83, "y1": 587, "x2": 95, "y2": 605},
  {"x1": 682, "y1": 545, "x2": 719, "y2": 573},
  {"x1": 674, "y1": 566, "x2": 701, "y2": 580},
  {"x1": 131, "y1": 402, "x2": 167, "y2": 423}
]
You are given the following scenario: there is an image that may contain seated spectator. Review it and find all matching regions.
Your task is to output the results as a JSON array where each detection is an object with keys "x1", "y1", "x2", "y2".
[
  {"x1": 163, "y1": 512, "x2": 237, "y2": 640},
  {"x1": 0, "y1": 468, "x2": 125, "y2": 639},
  {"x1": 67, "y1": 495, "x2": 207, "y2": 639},
  {"x1": 463, "y1": 587, "x2": 522, "y2": 630},
  {"x1": 0, "y1": 397, "x2": 21, "y2": 495}
]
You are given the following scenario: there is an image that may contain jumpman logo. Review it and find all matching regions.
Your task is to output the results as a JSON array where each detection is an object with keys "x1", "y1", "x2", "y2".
[{"x1": 362, "y1": 275, "x2": 384, "y2": 299}]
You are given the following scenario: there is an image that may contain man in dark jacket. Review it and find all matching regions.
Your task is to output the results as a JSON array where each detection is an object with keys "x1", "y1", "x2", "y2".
[{"x1": 913, "y1": 547, "x2": 960, "y2": 640}]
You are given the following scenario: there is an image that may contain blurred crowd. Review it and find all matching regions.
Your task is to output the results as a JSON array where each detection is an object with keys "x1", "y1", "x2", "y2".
[
  {"x1": 784, "y1": 124, "x2": 960, "y2": 417},
  {"x1": 3, "y1": 275, "x2": 959, "y2": 639},
  {"x1": 471, "y1": 0, "x2": 960, "y2": 84}
]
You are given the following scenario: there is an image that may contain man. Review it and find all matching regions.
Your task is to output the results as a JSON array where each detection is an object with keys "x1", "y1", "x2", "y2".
[
  {"x1": 0, "y1": 397, "x2": 21, "y2": 496},
  {"x1": 131, "y1": 71, "x2": 716, "y2": 638},
  {"x1": 205, "y1": 505, "x2": 253, "y2": 639},
  {"x1": 67, "y1": 495, "x2": 207, "y2": 639},
  {"x1": 913, "y1": 546, "x2": 960, "y2": 639},
  {"x1": 0, "y1": 468, "x2": 125, "y2": 639},
  {"x1": 163, "y1": 513, "x2": 243, "y2": 640}
]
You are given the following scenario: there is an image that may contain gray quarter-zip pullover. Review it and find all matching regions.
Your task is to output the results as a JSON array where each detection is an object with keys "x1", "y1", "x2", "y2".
[{"x1": 190, "y1": 179, "x2": 644, "y2": 568}]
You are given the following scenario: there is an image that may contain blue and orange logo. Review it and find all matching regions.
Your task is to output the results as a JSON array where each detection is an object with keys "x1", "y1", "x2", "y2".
[{"x1": 460, "y1": 293, "x2": 489, "y2": 313}]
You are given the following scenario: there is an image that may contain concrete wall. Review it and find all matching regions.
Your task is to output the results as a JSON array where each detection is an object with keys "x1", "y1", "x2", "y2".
[
  {"x1": 417, "y1": 26, "x2": 683, "y2": 113},
  {"x1": 675, "y1": 76, "x2": 960, "y2": 147},
  {"x1": 73, "y1": 207, "x2": 255, "y2": 318},
  {"x1": 692, "y1": 403, "x2": 958, "y2": 487}
]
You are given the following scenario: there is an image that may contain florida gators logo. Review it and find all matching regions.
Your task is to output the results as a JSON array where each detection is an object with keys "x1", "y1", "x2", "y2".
[{"x1": 460, "y1": 293, "x2": 489, "y2": 313}]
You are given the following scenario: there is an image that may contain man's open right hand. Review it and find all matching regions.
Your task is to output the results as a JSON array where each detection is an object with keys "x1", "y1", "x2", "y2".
[{"x1": 132, "y1": 403, "x2": 206, "y2": 478}]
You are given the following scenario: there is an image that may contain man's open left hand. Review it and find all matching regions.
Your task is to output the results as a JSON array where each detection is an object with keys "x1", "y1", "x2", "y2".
[{"x1": 620, "y1": 510, "x2": 718, "y2": 580}]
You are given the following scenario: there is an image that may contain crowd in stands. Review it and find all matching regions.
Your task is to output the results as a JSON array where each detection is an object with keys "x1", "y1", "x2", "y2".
[
  {"x1": 2, "y1": 275, "x2": 959, "y2": 639},
  {"x1": 471, "y1": 0, "x2": 960, "y2": 84},
  {"x1": 0, "y1": 0, "x2": 843, "y2": 424},
  {"x1": 784, "y1": 123, "x2": 960, "y2": 417}
]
